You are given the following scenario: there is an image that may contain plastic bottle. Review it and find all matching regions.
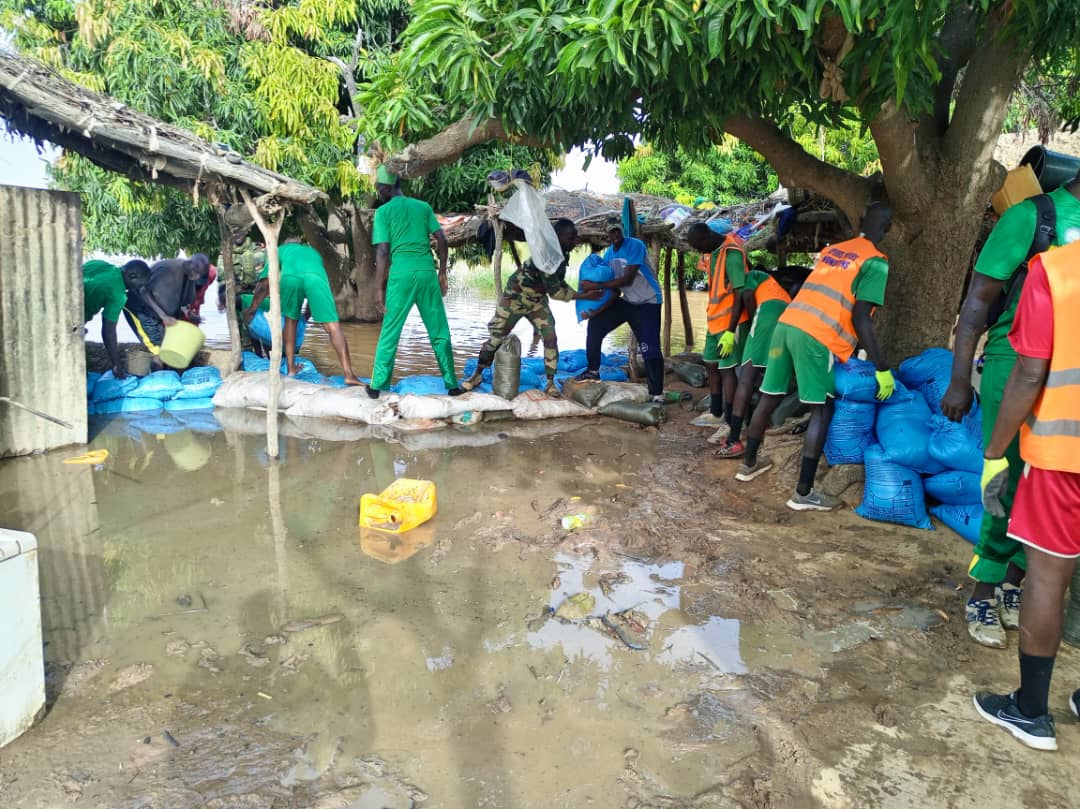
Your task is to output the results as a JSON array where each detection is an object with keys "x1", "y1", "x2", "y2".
[{"x1": 560, "y1": 514, "x2": 592, "y2": 531}]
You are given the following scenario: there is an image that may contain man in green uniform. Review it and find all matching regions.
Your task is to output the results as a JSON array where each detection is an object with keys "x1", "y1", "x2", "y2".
[
  {"x1": 243, "y1": 241, "x2": 362, "y2": 384},
  {"x1": 461, "y1": 218, "x2": 599, "y2": 396},
  {"x1": 368, "y1": 166, "x2": 461, "y2": 398},
  {"x1": 941, "y1": 170, "x2": 1080, "y2": 648},
  {"x1": 82, "y1": 259, "x2": 129, "y2": 378}
]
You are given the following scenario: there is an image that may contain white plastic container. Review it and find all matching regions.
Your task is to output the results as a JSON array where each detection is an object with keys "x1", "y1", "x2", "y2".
[{"x1": 0, "y1": 528, "x2": 44, "y2": 748}]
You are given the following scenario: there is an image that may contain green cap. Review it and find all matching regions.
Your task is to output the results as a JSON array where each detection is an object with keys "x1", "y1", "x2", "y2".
[{"x1": 376, "y1": 165, "x2": 398, "y2": 185}]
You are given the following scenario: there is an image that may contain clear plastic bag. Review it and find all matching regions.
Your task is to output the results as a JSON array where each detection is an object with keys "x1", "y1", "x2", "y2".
[{"x1": 498, "y1": 183, "x2": 564, "y2": 275}]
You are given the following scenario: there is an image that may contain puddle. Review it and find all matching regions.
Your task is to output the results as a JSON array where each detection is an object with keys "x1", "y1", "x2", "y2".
[{"x1": 0, "y1": 421, "x2": 768, "y2": 808}]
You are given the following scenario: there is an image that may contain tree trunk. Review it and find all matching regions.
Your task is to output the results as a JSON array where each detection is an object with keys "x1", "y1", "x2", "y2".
[
  {"x1": 491, "y1": 205, "x2": 504, "y2": 298},
  {"x1": 214, "y1": 207, "x2": 242, "y2": 374},
  {"x1": 662, "y1": 247, "x2": 673, "y2": 356}
]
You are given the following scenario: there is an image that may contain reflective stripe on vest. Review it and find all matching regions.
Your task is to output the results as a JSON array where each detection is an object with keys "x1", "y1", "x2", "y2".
[
  {"x1": 778, "y1": 237, "x2": 884, "y2": 361},
  {"x1": 755, "y1": 275, "x2": 791, "y2": 307},
  {"x1": 706, "y1": 237, "x2": 749, "y2": 333},
  {"x1": 1020, "y1": 241, "x2": 1080, "y2": 472}
]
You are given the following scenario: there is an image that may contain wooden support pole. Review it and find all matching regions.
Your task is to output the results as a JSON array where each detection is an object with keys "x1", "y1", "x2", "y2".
[
  {"x1": 240, "y1": 189, "x2": 284, "y2": 459},
  {"x1": 489, "y1": 194, "x2": 504, "y2": 297},
  {"x1": 214, "y1": 206, "x2": 242, "y2": 374},
  {"x1": 662, "y1": 247, "x2": 673, "y2": 356},
  {"x1": 677, "y1": 251, "x2": 693, "y2": 348}
]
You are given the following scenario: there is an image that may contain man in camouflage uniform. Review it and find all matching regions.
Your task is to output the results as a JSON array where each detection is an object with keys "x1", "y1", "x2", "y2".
[
  {"x1": 462, "y1": 218, "x2": 598, "y2": 396},
  {"x1": 218, "y1": 237, "x2": 268, "y2": 353}
]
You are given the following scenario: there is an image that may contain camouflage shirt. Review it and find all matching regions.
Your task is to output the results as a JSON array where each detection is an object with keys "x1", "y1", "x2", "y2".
[{"x1": 505, "y1": 254, "x2": 576, "y2": 306}]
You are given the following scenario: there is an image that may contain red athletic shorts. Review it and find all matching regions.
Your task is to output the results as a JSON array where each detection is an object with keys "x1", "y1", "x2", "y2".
[{"x1": 1008, "y1": 464, "x2": 1080, "y2": 559}]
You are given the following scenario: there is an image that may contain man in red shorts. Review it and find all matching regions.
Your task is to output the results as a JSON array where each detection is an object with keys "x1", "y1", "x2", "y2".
[{"x1": 974, "y1": 239, "x2": 1080, "y2": 752}]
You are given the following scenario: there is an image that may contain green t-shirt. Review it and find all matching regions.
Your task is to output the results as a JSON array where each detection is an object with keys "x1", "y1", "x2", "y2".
[
  {"x1": 710, "y1": 246, "x2": 747, "y2": 290},
  {"x1": 82, "y1": 260, "x2": 127, "y2": 323},
  {"x1": 259, "y1": 243, "x2": 327, "y2": 281},
  {"x1": 372, "y1": 195, "x2": 440, "y2": 273},
  {"x1": 974, "y1": 186, "x2": 1080, "y2": 357},
  {"x1": 852, "y1": 256, "x2": 888, "y2": 306},
  {"x1": 743, "y1": 269, "x2": 770, "y2": 295}
]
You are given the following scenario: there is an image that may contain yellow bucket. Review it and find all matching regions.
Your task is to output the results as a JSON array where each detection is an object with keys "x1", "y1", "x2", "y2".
[
  {"x1": 359, "y1": 478, "x2": 437, "y2": 534},
  {"x1": 158, "y1": 321, "x2": 205, "y2": 369}
]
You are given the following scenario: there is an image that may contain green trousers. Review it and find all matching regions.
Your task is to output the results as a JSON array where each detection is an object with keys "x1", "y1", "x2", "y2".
[
  {"x1": 371, "y1": 269, "x2": 458, "y2": 391},
  {"x1": 969, "y1": 354, "x2": 1027, "y2": 583}
]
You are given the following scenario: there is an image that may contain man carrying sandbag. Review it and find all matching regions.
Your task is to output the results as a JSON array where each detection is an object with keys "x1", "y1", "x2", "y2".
[
  {"x1": 82, "y1": 259, "x2": 129, "y2": 378},
  {"x1": 942, "y1": 170, "x2": 1080, "y2": 649},
  {"x1": 367, "y1": 165, "x2": 461, "y2": 398},
  {"x1": 974, "y1": 239, "x2": 1080, "y2": 752},
  {"x1": 573, "y1": 220, "x2": 666, "y2": 400},
  {"x1": 685, "y1": 222, "x2": 751, "y2": 441},
  {"x1": 461, "y1": 218, "x2": 600, "y2": 397},
  {"x1": 243, "y1": 240, "x2": 362, "y2": 385},
  {"x1": 730, "y1": 202, "x2": 896, "y2": 511}
]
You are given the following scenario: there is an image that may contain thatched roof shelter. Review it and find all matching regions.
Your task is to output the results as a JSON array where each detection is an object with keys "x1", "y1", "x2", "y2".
[{"x1": 0, "y1": 50, "x2": 323, "y2": 206}]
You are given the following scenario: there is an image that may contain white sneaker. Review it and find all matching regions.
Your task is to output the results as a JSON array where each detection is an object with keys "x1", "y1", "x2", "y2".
[
  {"x1": 996, "y1": 583, "x2": 1022, "y2": 630},
  {"x1": 692, "y1": 412, "x2": 726, "y2": 428},
  {"x1": 706, "y1": 424, "x2": 731, "y2": 445},
  {"x1": 966, "y1": 598, "x2": 1007, "y2": 649}
]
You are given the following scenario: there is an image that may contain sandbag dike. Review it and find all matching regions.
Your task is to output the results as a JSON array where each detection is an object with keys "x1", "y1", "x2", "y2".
[{"x1": 211, "y1": 372, "x2": 655, "y2": 432}]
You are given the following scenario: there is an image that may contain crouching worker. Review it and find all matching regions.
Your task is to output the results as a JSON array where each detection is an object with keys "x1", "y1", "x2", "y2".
[
  {"x1": 974, "y1": 239, "x2": 1080, "y2": 752},
  {"x1": 122, "y1": 256, "x2": 209, "y2": 362},
  {"x1": 731, "y1": 202, "x2": 896, "y2": 512},
  {"x1": 462, "y1": 219, "x2": 601, "y2": 397},
  {"x1": 574, "y1": 220, "x2": 666, "y2": 400},
  {"x1": 82, "y1": 259, "x2": 130, "y2": 378},
  {"x1": 714, "y1": 266, "x2": 809, "y2": 457},
  {"x1": 243, "y1": 241, "x2": 362, "y2": 385}
]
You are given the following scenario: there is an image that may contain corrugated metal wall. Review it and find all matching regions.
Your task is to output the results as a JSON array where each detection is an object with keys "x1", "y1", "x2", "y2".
[{"x1": 0, "y1": 185, "x2": 87, "y2": 457}]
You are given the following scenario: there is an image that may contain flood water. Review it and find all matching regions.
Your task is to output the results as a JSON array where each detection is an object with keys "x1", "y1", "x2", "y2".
[
  {"x1": 0, "y1": 419, "x2": 780, "y2": 808},
  {"x1": 93, "y1": 276, "x2": 710, "y2": 378}
]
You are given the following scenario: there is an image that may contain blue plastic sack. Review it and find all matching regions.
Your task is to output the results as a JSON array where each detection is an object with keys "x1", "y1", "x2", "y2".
[
  {"x1": 824, "y1": 398, "x2": 876, "y2": 464},
  {"x1": 599, "y1": 367, "x2": 629, "y2": 382},
  {"x1": 931, "y1": 502, "x2": 983, "y2": 544},
  {"x1": 519, "y1": 369, "x2": 543, "y2": 389},
  {"x1": 927, "y1": 411, "x2": 984, "y2": 474},
  {"x1": 855, "y1": 444, "x2": 933, "y2": 530},
  {"x1": 875, "y1": 384, "x2": 943, "y2": 473},
  {"x1": 833, "y1": 358, "x2": 880, "y2": 402},
  {"x1": 175, "y1": 366, "x2": 222, "y2": 400},
  {"x1": 242, "y1": 351, "x2": 270, "y2": 372},
  {"x1": 898, "y1": 348, "x2": 954, "y2": 415},
  {"x1": 520, "y1": 356, "x2": 546, "y2": 376},
  {"x1": 280, "y1": 356, "x2": 317, "y2": 375},
  {"x1": 576, "y1": 255, "x2": 614, "y2": 322},
  {"x1": 394, "y1": 375, "x2": 448, "y2": 395},
  {"x1": 924, "y1": 470, "x2": 983, "y2": 506},
  {"x1": 249, "y1": 310, "x2": 307, "y2": 349},
  {"x1": 87, "y1": 372, "x2": 102, "y2": 398},
  {"x1": 173, "y1": 410, "x2": 222, "y2": 434},
  {"x1": 295, "y1": 369, "x2": 328, "y2": 386},
  {"x1": 92, "y1": 371, "x2": 139, "y2": 403},
  {"x1": 558, "y1": 349, "x2": 590, "y2": 373},
  {"x1": 131, "y1": 411, "x2": 186, "y2": 434},
  {"x1": 95, "y1": 396, "x2": 164, "y2": 415},
  {"x1": 601, "y1": 352, "x2": 628, "y2": 367},
  {"x1": 165, "y1": 397, "x2": 215, "y2": 412},
  {"x1": 131, "y1": 370, "x2": 183, "y2": 401}
]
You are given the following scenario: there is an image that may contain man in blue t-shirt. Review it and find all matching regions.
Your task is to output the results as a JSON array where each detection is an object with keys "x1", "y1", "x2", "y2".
[{"x1": 574, "y1": 221, "x2": 665, "y2": 398}]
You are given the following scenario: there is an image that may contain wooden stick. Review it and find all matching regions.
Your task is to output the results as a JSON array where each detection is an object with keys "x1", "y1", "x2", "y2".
[
  {"x1": 489, "y1": 194, "x2": 504, "y2": 297},
  {"x1": 214, "y1": 205, "x2": 242, "y2": 374},
  {"x1": 240, "y1": 189, "x2": 284, "y2": 459},
  {"x1": 662, "y1": 247, "x2": 673, "y2": 356},
  {"x1": 677, "y1": 252, "x2": 693, "y2": 348}
]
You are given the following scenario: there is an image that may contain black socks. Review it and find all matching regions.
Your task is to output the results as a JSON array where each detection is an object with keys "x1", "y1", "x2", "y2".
[
  {"x1": 710, "y1": 395, "x2": 724, "y2": 418},
  {"x1": 1018, "y1": 653, "x2": 1056, "y2": 718},
  {"x1": 728, "y1": 414, "x2": 744, "y2": 444},
  {"x1": 744, "y1": 436, "x2": 762, "y2": 466}
]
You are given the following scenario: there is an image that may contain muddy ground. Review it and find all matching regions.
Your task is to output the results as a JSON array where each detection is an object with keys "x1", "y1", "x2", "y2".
[{"x1": 1, "y1": 401, "x2": 1077, "y2": 809}]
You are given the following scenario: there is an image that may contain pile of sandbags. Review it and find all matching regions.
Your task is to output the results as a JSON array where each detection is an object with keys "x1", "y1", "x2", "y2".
[
  {"x1": 828, "y1": 349, "x2": 985, "y2": 541},
  {"x1": 88, "y1": 367, "x2": 223, "y2": 416}
]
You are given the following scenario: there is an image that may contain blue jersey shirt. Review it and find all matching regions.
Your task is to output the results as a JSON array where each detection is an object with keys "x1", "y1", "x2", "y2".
[{"x1": 604, "y1": 236, "x2": 662, "y2": 305}]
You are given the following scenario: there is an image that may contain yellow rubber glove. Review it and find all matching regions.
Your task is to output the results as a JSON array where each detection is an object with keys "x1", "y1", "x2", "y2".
[
  {"x1": 981, "y1": 456, "x2": 1011, "y2": 518},
  {"x1": 718, "y1": 330, "x2": 736, "y2": 358},
  {"x1": 874, "y1": 369, "x2": 896, "y2": 401}
]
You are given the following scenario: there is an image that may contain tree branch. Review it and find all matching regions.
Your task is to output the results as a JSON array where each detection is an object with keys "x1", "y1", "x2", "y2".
[
  {"x1": 383, "y1": 116, "x2": 548, "y2": 179},
  {"x1": 869, "y1": 100, "x2": 926, "y2": 217},
  {"x1": 722, "y1": 114, "x2": 874, "y2": 223},
  {"x1": 932, "y1": 6, "x2": 979, "y2": 136}
]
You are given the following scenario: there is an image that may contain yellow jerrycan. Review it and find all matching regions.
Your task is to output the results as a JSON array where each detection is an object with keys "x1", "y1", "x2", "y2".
[{"x1": 359, "y1": 478, "x2": 437, "y2": 534}]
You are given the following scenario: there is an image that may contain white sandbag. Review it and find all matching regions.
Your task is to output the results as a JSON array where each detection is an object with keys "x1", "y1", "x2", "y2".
[
  {"x1": 284, "y1": 387, "x2": 399, "y2": 425},
  {"x1": 396, "y1": 392, "x2": 513, "y2": 420},
  {"x1": 285, "y1": 415, "x2": 378, "y2": 442},
  {"x1": 213, "y1": 405, "x2": 282, "y2": 435},
  {"x1": 212, "y1": 372, "x2": 323, "y2": 410},
  {"x1": 595, "y1": 382, "x2": 649, "y2": 409},
  {"x1": 511, "y1": 389, "x2": 596, "y2": 420},
  {"x1": 502, "y1": 419, "x2": 589, "y2": 441},
  {"x1": 392, "y1": 418, "x2": 448, "y2": 432}
]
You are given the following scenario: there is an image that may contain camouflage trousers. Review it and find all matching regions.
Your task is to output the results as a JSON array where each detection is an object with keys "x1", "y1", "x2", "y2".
[{"x1": 476, "y1": 292, "x2": 558, "y2": 378}]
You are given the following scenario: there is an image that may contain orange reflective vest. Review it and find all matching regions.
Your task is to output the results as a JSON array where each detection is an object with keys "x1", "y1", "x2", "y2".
[
  {"x1": 1020, "y1": 241, "x2": 1080, "y2": 473},
  {"x1": 779, "y1": 237, "x2": 885, "y2": 362},
  {"x1": 754, "y1": 274, "x2": 791, "y2": 307},
  {"x1": 706, "y1": 235, "x2": 750, "y2": 334}
]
